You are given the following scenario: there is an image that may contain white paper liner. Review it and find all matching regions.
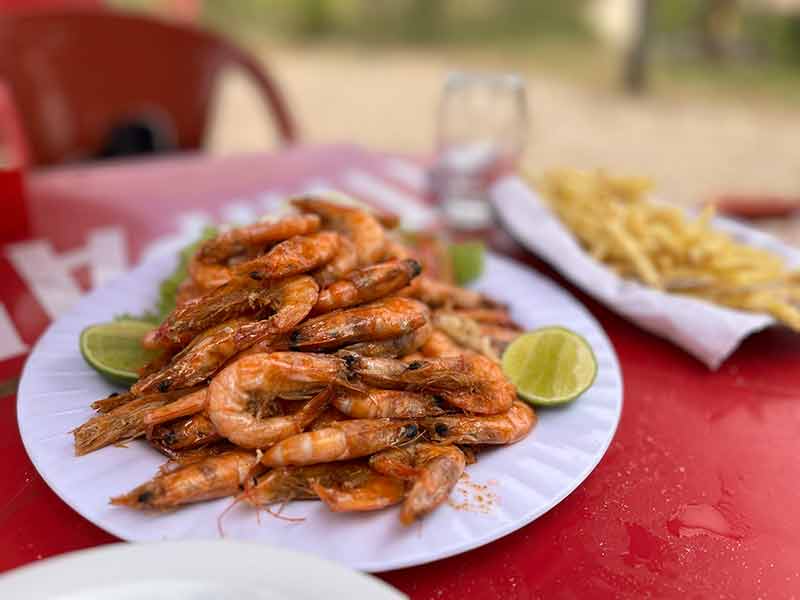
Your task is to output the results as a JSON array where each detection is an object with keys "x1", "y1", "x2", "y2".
[{"x1": 491, "y1": 176, "x2": 800, "y2": 369}]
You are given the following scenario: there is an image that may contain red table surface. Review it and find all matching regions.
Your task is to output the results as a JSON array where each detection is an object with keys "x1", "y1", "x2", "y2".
[{"x1": 2, "y1": 144, "x2": 800, "y2": 599}]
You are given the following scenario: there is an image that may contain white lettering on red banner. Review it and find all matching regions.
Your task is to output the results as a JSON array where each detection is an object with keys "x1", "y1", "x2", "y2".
[
  {"x1": 0, "y1": 302, "x2": 27, "y2": 361},
  {"x1": 5, "y1": 227, "x2": 127, "y2": 320}
]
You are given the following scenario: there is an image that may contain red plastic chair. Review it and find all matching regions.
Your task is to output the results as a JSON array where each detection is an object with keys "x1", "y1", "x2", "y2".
[{"x1": 0, "y1": 10, "x2": 297, "y2": 167}]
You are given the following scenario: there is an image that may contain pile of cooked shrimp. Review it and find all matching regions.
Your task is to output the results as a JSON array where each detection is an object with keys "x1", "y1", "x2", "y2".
[{"x1": 72, "y1": 196, "x2": 535, "y2": 525}]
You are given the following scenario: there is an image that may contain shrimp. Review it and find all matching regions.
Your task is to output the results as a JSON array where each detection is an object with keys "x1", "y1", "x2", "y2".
[
  {"x1": 312, "y1": 472, "x2": 405, "y2": 513},
  {"x1": 480, "y1": 323, "x2": 522, "y2": 341},
  {"x1": 261, "y1": 419, "x2": 419, "y2": 467},
  {"x1": 175, "y1": 276, "x2": 206, "y2": 305},
  {"x1": 142, "y1": 327, "x2": 162, "y2": 351},
  {"x1": 110, "y1": 450, "x2": 258, "y2": 509},
  {"x1": 479, "y1": 323, "x2": 521, "y2": 355},
  {"x1": 432, "y1": 312, "x2": 500, "y2": 363},
  {"x1": 311, "y1": 259, "x2": 421, "y2": 316},
  {"x1": 374, "y1": 210, "x2": 401, "y2": 230},
  {"x1": 148, "y1": 276, "x2": 315, "y2": 395},
  {"x1": 370, "y1": 441, "x2": 474, "y2": 480},
  {"x1": 197, "y1": 214, "x2": 321, "y2": 264},
  {"x1": 91, "y1": 391, "x2": 135, "y2": 414},
  {"x1": 208, "y1": 354, "x2": 349, "y2": 448},
  {"x1": 239, "y1": 461, "x2": 373, "y2": 507},
  {"x1": 382, "y1": 238, "x2": 412, "y2": 261},
  {"x1": 132, "y1": 318, "x2": 254, "y2": 396},
  {"x1": 369, "y1": 445, "x2": 419, "y2": 480},
  {"x1": 188, "y1": 255, "x2": 234, "y2": 290},
  {"x1": 157, "y1": 441, "x2": 238, "y2": 466},
  {"x1": 420, "y1": 329, "x2": 464, "y2": 358},
  {"x1": 333, "y1": 388, "x2": 446, "y2": 419},
  {"x1": 311, "y1": 406, "x2": 349, "y2": 430},
  {"x1": 449, "y1": 308, "x2": 519, "y2": 328},
  {"x1": 232, "y1": 232, "x2": 340, "y2": 281},
  {"x1": 400, "y1": 443, "x2": 465, "y2": 525},
  {"x1": 343, "y1": 351, "x2": 515, "y2": 414},
  {"x1": 143, "y1": 388, "x2": 209, "y2": 427},
  {"x1": 217, "y1": 385, "x2": 331, "y2": 450},
  {"x1": 313, "y1": 236, "x2": 358, "y2": 288},
  {"x1": 148, "y1": 412, "x2": 221, "y2": 452},
  {"x1": 232, "y1": 275, "x2": 319, "y2": 348},
  {"x1": 138, "y1": 345, "x2": 176, "y2": 378},
  {"x1": 400, "y1": 276, "x2": 497, "y2": 309},
  {"x1": 421, "y1": 400, "x2": 537, "y2": 445},
  {"x1": 341, "y1": 320, "x2": 432, "y2": 358},
  {"x1": 292, "y1": 197, "x2": 385, "y2": 266},
  {"x1": 401, "y1": 352, "x2": 424, "y2": 363},
  {"x1": 73, "y1": 387, "x2": 201, "y2": 456},
  {"x1": 152, "y1": 276, "x2": 271, "y2": 349},
  {"x1": 289, "y1": 297, "x2": 430, "y2": 352}
]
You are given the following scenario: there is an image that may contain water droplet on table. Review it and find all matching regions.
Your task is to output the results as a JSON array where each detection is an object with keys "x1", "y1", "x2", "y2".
[{"x1": 667, "y1": 503, "x2": 742, "y2": 540}]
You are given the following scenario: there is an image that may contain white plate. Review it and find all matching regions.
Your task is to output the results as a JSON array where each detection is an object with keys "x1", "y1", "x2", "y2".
[
  {"x1": 17, "y1": 251, "x2": 622, "y2": 572},
  {"x1": 0, "y1": 541, "x2": 405, "y2": 599}
]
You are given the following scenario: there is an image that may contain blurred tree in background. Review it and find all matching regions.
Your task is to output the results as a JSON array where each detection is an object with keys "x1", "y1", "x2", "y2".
[
  {"x1": 113, "y1": 0, "x2": 800, "y2": 98},
  {"x1": 199, "y1": 0, "x2": 589, "y2": 44}
]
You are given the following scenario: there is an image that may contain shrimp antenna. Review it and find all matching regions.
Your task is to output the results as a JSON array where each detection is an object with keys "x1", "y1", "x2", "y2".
[
  {"x1": 265, "y1": 499, "x2": 305, "y2": 523},
  {"x1": 216, "y1": 495, "x2": 245, "y2": 538},
  {"x1": 399, "y1": 430, "x2": 425, "y2": 447}
]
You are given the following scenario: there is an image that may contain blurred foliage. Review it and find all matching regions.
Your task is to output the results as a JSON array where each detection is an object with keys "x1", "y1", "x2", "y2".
[
  {"x1": 199, "y1": 0, "x2": 590, "y2": 45},
  {"x1": 747, "y1": 12, "x2": 800, "y2": 63},
  {"x1": 652, "y1": 0, "x2": 800, "y2": 65},
  {"x1": 110, "y1": 0, "x2": 800, "y2": 100},
  {"x1": 653, "y1": 0, "x2": 701, "y2": 35}
]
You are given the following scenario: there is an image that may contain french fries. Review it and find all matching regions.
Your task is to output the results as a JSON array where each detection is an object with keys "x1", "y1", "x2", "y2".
[{"x1": 537, "y1": 168, "x2": 800, "y2": 331}]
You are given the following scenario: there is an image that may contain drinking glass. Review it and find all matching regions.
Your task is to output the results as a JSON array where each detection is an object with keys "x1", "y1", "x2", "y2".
[{"x1": 430, "y1": 71, "x2": 528, "y2": 230}]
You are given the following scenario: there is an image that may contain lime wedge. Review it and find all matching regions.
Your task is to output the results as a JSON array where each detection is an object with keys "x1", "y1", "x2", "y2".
[
  {"x1": 449, "y1": 241, "x2": 485, "y2": 285},
  {"x1": 501, "y1": 327, "x2": 597, "y2": 406},
  {"x1": 79, "y1": 320, "x2": 161, "y2": 386}
]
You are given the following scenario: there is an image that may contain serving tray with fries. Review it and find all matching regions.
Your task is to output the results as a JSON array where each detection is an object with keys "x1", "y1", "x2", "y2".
[{"x1": 492, "y1": 172, "x2": 800, "y2": 369}]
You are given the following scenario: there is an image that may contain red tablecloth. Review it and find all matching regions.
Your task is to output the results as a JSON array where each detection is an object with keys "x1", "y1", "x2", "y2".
[{"x1": 2, "y1": 144, "x2": 800, "y2": 599}]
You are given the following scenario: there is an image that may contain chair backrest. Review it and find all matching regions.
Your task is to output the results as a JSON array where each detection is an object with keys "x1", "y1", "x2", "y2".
[{"x1": 0, "y1": 10, "x2": 297, "y2": 166}]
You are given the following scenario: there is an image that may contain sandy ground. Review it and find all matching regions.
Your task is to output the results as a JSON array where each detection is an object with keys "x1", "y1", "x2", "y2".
[{"x1": 207, "y1": 44, "x2": 800, "y2": 213}]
